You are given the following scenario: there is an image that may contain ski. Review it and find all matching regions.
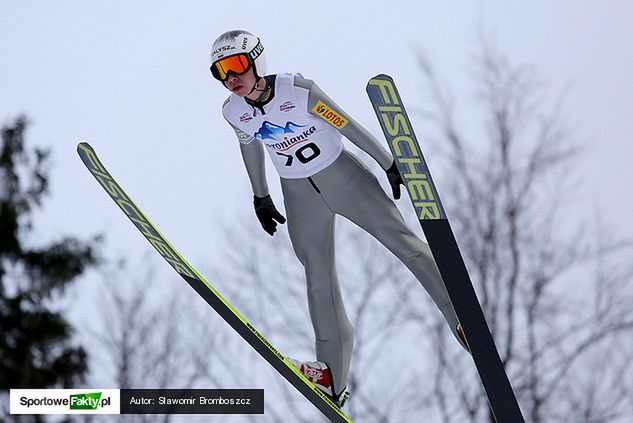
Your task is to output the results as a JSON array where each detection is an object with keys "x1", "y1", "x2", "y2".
[
  {"x1": 366, "y1": 75, "x2": 525, "y2": 423},
  {"x1": 76, "y1": 142, "x2": 352, "y2": 423}
]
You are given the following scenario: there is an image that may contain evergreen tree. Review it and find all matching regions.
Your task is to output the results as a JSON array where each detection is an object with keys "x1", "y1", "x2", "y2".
[{"x1": 0, "y1": 116, "x2": 98, "y2": 389}]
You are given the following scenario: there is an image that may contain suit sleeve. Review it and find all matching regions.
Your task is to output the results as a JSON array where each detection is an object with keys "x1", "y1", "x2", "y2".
[
  {"x1": 294, "y1": 74, "x2": 394, "y2": 170},
  {"x1": 239, "y1": 141, "x2": 269, "y2": 198},
  {"x1": 222, "y1": 104, "x2": 269, "y2": 198}
]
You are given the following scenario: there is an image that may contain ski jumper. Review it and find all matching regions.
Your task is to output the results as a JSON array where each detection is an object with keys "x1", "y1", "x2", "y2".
[{"x1": 222, "y1": 73, "x2": 461, "y2": 395}]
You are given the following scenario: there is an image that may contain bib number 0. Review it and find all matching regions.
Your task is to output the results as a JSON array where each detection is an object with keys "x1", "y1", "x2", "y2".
[{"x1": 276, "y1": 143, "x2": 321, "y2": 166}]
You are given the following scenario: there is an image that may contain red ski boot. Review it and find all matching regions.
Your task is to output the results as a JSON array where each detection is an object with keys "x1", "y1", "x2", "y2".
[{"x1": 288, "y1": 358, "x2": 350, "y2": 407}]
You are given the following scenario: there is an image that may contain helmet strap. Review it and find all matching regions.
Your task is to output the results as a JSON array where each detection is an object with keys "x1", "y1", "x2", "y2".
[
  {"x1": 249, "y1": 77, "x2": 272, "y2": 104},
  {"x1": 248, "y1": 76, "x2": 263, "y2": 95},
  {"x1": 244, "y1": 75, "x2": 276, "y2": 115}
]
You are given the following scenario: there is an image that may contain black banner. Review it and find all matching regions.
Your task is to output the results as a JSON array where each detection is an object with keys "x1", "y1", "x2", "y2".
[{"x1": 120, "y1": 389, "x2": 264, "y2": 414}]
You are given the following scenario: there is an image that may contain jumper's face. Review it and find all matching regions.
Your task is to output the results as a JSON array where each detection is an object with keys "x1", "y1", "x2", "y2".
[{"x1": 224, "y1": 68, "x2": 257, "y2": 97}]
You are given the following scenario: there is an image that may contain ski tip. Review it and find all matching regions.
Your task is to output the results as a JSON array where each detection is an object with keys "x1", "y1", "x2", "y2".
[
  {"x1": 366, "y1": 73, "x2": 394, "y2": 85},
  {"x1": 77, "y1": 141, "x2": 93, "y2": 154}
]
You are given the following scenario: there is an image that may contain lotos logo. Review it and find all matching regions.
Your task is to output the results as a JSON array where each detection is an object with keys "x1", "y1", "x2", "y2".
[
  {"x1": 240, "y1": 112, "x2": 253, "y2": 123},
  {"x1": 280, "y1": 101, "x2": 296, "y2": 112},
  {"x1": 311, "y1": 100, "x2": 348, "y2": 129}
]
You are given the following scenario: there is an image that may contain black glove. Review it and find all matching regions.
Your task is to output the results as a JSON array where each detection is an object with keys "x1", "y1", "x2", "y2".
[
  {"x1": 253, "y1": 195, "x2": 286, "y2": 236},
  {"x1": 385, "y1": 160, "x2": 404, "y2": 200}
]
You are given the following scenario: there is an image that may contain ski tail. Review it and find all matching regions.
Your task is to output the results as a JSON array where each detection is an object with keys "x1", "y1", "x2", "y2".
[{"x1": 76, "y1": 142, "x2": 353, "y2": 423}]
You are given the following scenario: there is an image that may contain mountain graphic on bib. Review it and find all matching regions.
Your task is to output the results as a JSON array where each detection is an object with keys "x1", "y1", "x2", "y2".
[{"x1": 254, "y1": 121, "x2": 306, "y2": 141}]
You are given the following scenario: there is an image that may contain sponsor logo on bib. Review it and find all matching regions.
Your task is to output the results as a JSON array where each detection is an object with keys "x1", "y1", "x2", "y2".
[
  {"x1": 279, "y1": 101, "x2": 296, "y2": 112},
  {"x1": 312, "y1": 100, "x2": 348, "y2": 129},
  {"x1": 254, "y1": 121, "x2": 316, "y2": 151}
]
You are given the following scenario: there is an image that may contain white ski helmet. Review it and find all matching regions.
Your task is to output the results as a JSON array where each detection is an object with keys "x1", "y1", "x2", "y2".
[{"x1": 210, "y1": 30, "x2": 266, "y2": 80}]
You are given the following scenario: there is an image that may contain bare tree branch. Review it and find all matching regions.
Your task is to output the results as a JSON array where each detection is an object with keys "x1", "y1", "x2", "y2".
[{"x1": 414, "y1": 34, "x2": 633, "y2": 423}]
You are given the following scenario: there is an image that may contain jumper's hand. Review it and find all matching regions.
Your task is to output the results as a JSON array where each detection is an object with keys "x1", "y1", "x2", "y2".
[
  {"x1": 253, "y1": 195, "x2": 286, "y2": 236},
  {"x1": 385, "y1": 160, "x2": 404, "y2": 200}
]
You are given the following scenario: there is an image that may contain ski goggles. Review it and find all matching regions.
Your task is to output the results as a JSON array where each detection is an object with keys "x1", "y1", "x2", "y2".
[{"x1": 210, "y1": 54, "x2": 252, "y2": 81}]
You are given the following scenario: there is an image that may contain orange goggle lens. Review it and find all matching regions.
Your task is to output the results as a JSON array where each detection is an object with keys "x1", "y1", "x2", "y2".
[{"x1": 210, "y1": 54, "x2": 251, "y2": 81}]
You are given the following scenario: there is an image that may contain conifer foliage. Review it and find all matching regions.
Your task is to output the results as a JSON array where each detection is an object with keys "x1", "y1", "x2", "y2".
[{"x1": 1, "y1": 116, "x2": 98, "y2": 389}]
